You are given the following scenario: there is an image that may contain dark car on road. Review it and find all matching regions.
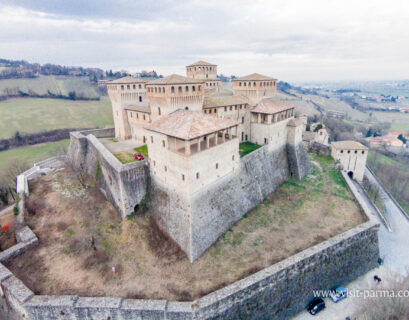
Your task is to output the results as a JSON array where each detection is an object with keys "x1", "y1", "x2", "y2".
[{"x1": 307, "y1": 298, "x2": 325, "y2": 315}]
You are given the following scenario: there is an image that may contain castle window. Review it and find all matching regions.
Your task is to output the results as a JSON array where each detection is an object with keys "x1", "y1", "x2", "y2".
[
  {"x1": 155, "y1": 87, "x2": 157, "y2": 93},
  {"x1": 121, "y1": 85, "x2": 124, "y2": 90},
  {"x1": 151, "y1": 136, "x2": 153, "y2": 143},
  {"x1": 171, "y1": 86, "x2": 175, "y2": 93},
  {"x1": 196, "y1": 172, "x2": 199, "y2": 179},
  {"x1": 248, "y1": 82, "x2": 251, "y2": 87},
  {"x1": 242, "y1": 116, "x2": 244, "y2": 124},
  {"x1": 137, "y1": 113, "x2": 139, "y2": 119},
  {"x1": 254, "y1": 82, "x2": 256, "y2": 86},
  {"x1": 198, "y1": 86, "x2": 201, "y2": 91},
  {"x1": 341, "y1": 150, "x2": 344, "y2": 153},
  {"x1": 178, "y1": 86, "x2": 182, "y2": 93},
  {"x1": 216, "y1": 163, "x2": 219, "y2": 169},
  {"x1": 139, "y1": 96, "x2": 142, "y2": 102},
  {"x1": 235, "y1": 106, "x2": 238, "y2": 110},
  {"x1": 232, "y1": 155, "x2": 235, "y2": 161},
  {"x1": 214, "y1": 108, "x2": 217, "y2": 113},
  {"x1": 206, "y1": 74, "x2": 208, "y2": 78},
  {"x1": 143, "y1": 114, "x2": 146, "y2": 120},
  {"x1": 240, "y1": 105, "x2": 243, "y2": 109},
  {"x1": 153, "y1": 160, "x2": 156, "y2": 166},
  {"x1": 206, "y1": 83, "x2": 209, "y2": 86},
  {"x1": 241, "y1": 132, "x2": 244, "y2": 140},
  {"x1": 244, "y1": 82, "x2": 246, "y2": 86},
  {"x1": 264, "y1": 138, "x2": 267, "y2": 144},
  {"x1": 239, "y1": 82, "x2": 242, "y2": 87},
  {"x1": 362, "y1": 151, "x2": 365, "y2": 154},
  {"x1": 164, "y1": 166, "x2": 167, "y2": 172},
  {"x1": 158, "y1": 107, "x2": 161, "y2": 116},
  {"x1": 224, "y1": 107, "x2": 227, "y2": 112},
  {"x1": 162, "y1": 140, "x2": 165, "y2": 148},
  {"x1": 355, "y1": 150, "x2": 357, "y2": 154},
  {"x1": 139, "y1": 84, "x2": 142, "y2": 89},
  {"x1": 185, "y1": 86, "x2": 189, "y2": 92},
  {"x1": 133, "y1": 85, "x2": 136, "y2": 89},
  {"x1": 158, "y1": 87, "x2": 161, "y2": 93},
  {"x1": 209, "y1": 109, "x2": 212, "y2": 114},
  {"x1": 143, "y1": 136, "x2": 146, "y2": 143},
  {"x1": 127, "y1": 85, "x2": 130, "y2": 90},
  {"x1": 182, "y1": 174, "x2": 185, "y2": 181},
  {"x1": 348, "y1": 150, "x2": 351, "y2": 154},
  {"x1": 192, "y1": 86, "x2": 196, "y2": 92},
  {"x1": 130, "y1": 113, "x2": 133, "y2": 118},
  {"x1": 230, "y1": 106, "x2": 233, "y2": 111}
]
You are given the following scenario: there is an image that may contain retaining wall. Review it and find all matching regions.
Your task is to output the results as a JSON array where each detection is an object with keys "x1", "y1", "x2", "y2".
[{"x1": 67, "y1": 128, "x2": 149, "y2": 218}]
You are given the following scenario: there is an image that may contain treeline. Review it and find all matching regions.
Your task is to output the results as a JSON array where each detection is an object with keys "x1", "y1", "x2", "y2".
[
  {"x1": 0, "y1": 128, "x2": 89, "y2": 152},
  {"x1": 0, "y1": 58, "x2": 107, "y2": 81},
  {"x1": 0, "y1": 90, "x2": 100, "y2": 102}
]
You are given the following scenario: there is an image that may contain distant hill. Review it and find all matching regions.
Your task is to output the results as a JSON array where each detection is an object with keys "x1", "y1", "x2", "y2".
[{"x1": 0, "y1": 75, "x2": 102, "y2": 100}]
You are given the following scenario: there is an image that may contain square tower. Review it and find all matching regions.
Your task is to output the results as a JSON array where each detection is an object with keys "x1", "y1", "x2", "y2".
[
  {"x1": 186, "y1": 61, "x2": 221, "y2": 94},
  {"x1": 232, "y1": 73, "x2": 277, "y2": 104}
]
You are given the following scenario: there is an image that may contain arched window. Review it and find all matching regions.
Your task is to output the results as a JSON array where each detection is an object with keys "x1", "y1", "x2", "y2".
[
  {"x1": 133, "y1": 85, "x2": 136, "y2": 89},
  {"x1": 154, "y1": 87, "x2": 157, "y2": 93},
  {"x1": 185, "y1": 86, "x2": 189, "y2": 92},
  {"x1": 171, "y1": 86, "x2": 175, "y2": 93},
  {"x1": 139, "y1": 84, "x2": 142, "y2": 89},
  {"x1": 121, "y1": 85, "x2": 124, "y2": 90},
  {"x1": 163, "y1": 87, "x2": 165, "y2": 92},
  {"x1": 244, "y1": 82, "x2": 247, "y2": 86},
  {"x1": 127, "y1": 85, "x2": 130, "y2": 89},
  {"x1": 254, "y1": 82, "x2": 256, "y2": 86},
  {"x1": 158, "y1": 87, "x2": 161, "y2": 93},
  {"x1": 178, "y1": 86, "x2": 182, "y2": 93},
  {"x1": 158, "y1": 107, "x2": 161, "y2": 116},
  {"x1": 239, "y1": 82, "x2": 242, "y2": 87},
  {"x1": 198, "y1": 85, "x2": 201, "y2": 91},
  {"x1": 192, "y1": 86, "x2": 196, "y2": 92}
]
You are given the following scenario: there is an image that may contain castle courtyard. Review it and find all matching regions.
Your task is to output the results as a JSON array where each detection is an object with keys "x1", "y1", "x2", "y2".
[{"x1": 5, "y1": 153, "x2": 365, "y2": 301}]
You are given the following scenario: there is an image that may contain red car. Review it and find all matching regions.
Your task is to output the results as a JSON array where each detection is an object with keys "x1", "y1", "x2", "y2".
[{"x1": 134, "y1": 153, "x2": 144, "y2": 161}]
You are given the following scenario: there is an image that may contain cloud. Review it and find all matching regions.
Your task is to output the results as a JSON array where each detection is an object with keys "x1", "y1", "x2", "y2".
[{"x1": 0, "y1": 0, "x2": 408, "y2": 81}]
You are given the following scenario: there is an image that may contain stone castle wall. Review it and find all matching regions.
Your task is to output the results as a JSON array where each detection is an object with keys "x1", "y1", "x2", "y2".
[
  {"x1": 151, "y1": 141, "x2": 312, "y2": 262},
  {"x1": 0, "y1": 219, "x2": 379, "y2": 320},
  {"x1": 67, "y1": 128, "x2": 149, "y2": 218},
  {"x1": 0, "y1": 154, "x2": 379, "y2": 320}
]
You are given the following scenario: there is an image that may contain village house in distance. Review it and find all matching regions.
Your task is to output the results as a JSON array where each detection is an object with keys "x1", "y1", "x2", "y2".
[{"x1": 79, "y1": 60, "x2": 312, "y2": 262}]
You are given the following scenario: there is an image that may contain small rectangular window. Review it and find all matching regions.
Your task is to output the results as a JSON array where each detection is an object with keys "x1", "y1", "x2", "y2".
[
  {"x1": 196, "y1": 172, "x2": 199, "y2": 179},
  {"x1": 216, "y1": 163, "x2": 219, "y2": 169},
  {"x1": 164, "y1": 166, "x2": 167, "y2": 172},
  {"x1": 182, "y1": 174, "x2": 185, "y2": 181},
  {"x1": 151, "y1": 136, "x2": 154, "y2": 143},
  {"x1": 162, "y1": 140, "x2": 165, "y2": 148}
]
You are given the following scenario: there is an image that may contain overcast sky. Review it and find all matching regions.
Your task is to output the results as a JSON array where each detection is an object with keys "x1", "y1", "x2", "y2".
[{"x1": 0, "y1": 0, "x2": 408, "y2": 82}]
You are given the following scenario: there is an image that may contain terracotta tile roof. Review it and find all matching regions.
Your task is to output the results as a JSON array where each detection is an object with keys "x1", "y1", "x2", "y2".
[
  {"x1": 251, "y1": 98, "x2": 294, "y2": 114},
  {"x1": 147, "y1": 74, "x2": 204, "y2": 85},
  {"x1": 187, "y1": 61, "x2": 216, "y2": 67},
  {"x1": 145, "y1": 109, "x2": 238, "y2": 140},
  {"x1": 331, "y1": 140, "x2": 368, "y2": 150},
  {"x1": 109, "y1": 76, "x2": 147, "y2": 84},
  {"x1": 233, "y1": 73, "x2": 277, "y2": 81},
  {"x1": 203, "y1": 95, "x2": 249, "y2": 109}
]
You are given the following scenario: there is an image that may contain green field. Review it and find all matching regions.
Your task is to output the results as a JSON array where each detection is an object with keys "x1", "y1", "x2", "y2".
[
  {"x1": 0, "y1": 75, "x2": 100, "y2": 99},
  {"x1": 0, "y1": 97, "x2": 113, "y2": 139},
  {"x1": 0, "y1": 140, "x2": 70, "y2": 171},
  {"x1": 239, "y1": 141, "x2": 262, "y2": 157}
]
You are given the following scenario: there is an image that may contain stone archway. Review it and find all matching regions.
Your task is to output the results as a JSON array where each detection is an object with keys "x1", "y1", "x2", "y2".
[{"x1": 348, "y1": 171, "x2": 354, "y2": 179}]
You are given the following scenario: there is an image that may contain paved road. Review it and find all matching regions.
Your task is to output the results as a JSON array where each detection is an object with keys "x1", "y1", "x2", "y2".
[{"x1": 293, "y1": 171, "x2": 409, "y2": 320}]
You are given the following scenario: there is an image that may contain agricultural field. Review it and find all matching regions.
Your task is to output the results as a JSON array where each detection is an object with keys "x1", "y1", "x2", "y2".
[
  {"x1": 0, "y1": 140, "x2": 70, "y2": 172},
  {"x1": 0, "y1": 75, "x2": 100, "y2": 99},
  {"x1": 6, "y1": 153, "x2": 364, "y2": 301},
  {"x1": 0, "y1": 97, "x2": 113, "y2": 139}
]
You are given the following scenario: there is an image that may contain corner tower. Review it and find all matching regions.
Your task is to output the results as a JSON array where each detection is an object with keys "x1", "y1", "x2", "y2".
[
  {"x1": 232, "y1": 73, "x2": 277, "y2": 104},
  {"x1": 107, "y1": 77, "x2": 147, "y2": 139}
]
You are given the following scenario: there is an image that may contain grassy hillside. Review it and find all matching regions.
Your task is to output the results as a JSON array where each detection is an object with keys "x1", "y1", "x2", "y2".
[
  {"x1": 0, "y1": 97, "x2": 113, "y2": 139},
  {"x1": 0, "y1": 140, "x2": 70, "y2": 172},
  {"x1": 0, "y1": 75, "x2": 100, "y2": 99},
  {"x1": 367, "y1": 151, "x2": 409, "y2": 214}
]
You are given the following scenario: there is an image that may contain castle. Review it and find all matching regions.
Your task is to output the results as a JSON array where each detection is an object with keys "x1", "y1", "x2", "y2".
[{"x1": 98, "y1": 61, "x2": 311, "y2": 261}]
